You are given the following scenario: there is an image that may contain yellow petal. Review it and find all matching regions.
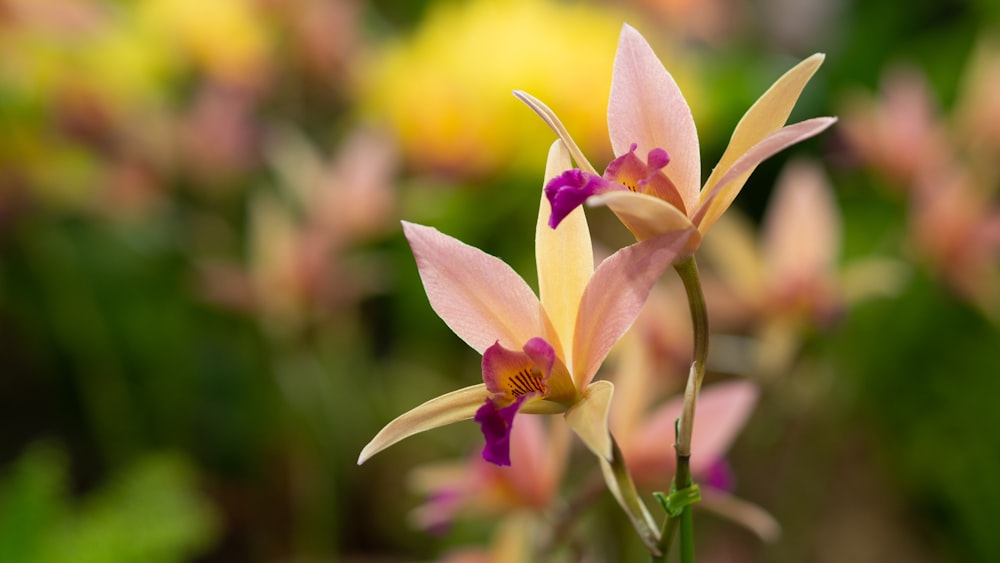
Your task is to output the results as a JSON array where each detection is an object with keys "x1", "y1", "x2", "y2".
[
  {"x1": 536, "y1": 140, "x2": 594, "y2": 367},
  {"x1": 564, "y1": 380, "x2": 614, "y2": 461},
  {"x1": 696, "y1": 117, "x2": 837, "y2": 234},
  {"x1": 590, "y1": 190, "x2": 699, "y2": 249},
  {"x1": 358, "y1": 384, "x2": 488, "y2": 464},
  {"x1": 699, "y1": 54, "x2": 825, "y2": 228}
]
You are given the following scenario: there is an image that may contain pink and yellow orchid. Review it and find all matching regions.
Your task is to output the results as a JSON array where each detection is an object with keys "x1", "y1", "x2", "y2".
[
  {"x1": 358, "y1": 142, "x2": 694, "y2": 467},
  {"x1": 515, "y1": 23, "x2": 836, "y2": 256}
]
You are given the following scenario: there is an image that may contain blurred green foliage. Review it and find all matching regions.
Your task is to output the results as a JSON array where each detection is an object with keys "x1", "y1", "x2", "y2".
[{"x1": 0, "y1": 445, "x2": 216, "y2": 563}]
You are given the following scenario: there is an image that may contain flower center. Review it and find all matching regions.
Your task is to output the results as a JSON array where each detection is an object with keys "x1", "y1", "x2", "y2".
[{"x1": 507, "y1": 366, "x2": 548, "y2": 398}]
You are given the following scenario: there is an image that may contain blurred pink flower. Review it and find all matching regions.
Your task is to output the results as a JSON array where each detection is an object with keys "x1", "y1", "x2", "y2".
[
  {"x1": 700, "y1": 159, "x2": 907, "y2": 373},
  {"x1": 627, "y1": 0, "x2": 747, "y2": 44},
  {"x1": 198, "y1": 126, "x2": 398, "y2": 325},
  {"x1": 839, "y1": 67, "x2": 950, "y2": 188},
  {"x1": 910, "y1": 167, "x2": 1000, "y2": 313},
  {"x1": 409, "y1": 416, "x2": 570, "y2": 531},
  {"x1": 840, "y1": 49, "x2": 1000, "y2": 315}
]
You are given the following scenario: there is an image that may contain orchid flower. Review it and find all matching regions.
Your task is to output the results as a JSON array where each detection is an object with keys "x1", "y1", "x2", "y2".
[
  {"x1": 358, "y1": 141, "x2": 695, "y2": 467},
  {"x1": 515, "y1": 23, "x2": 836, "y2": 257}
]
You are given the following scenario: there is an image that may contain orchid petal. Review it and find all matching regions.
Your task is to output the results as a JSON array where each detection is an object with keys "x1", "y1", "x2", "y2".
[
  {"x1": 630, "y1": 380, "x2": 759, "y2": 476},
  {"x1": 545, "y1": 170, "x2": 616, "y2": 229},
  {"x1": 695, "y1": 117, "x2": 838, "y2": 233},
  {"x1": 564, "y1": 380, "x2": 615, "y2": 461},
  {"x1": 403, "y1": 221, "x2": 544, "y2": 353},
  {"x1": 761, "y1": 159, "x2": 841, "y2": 288},
  {"x1": 701, "y1": 53, "x2": 826, "y2": 211},
  {"x1": 476, "y1": 396, "x2": 526, "y2": 466},
  {"x1": 513, "y1": 90, "x2": 598, "y2": 175},
  {"x1": 573, "y1": 230, "x2": 695, "y2": 387},
  {"x1": 590, "y1": 190, "x2": 699, "y2": 246},
  {"x1": 608, "y1": 24, "x2": 701, "y2": 213},
  {"x1": 358, "y1": 384, "x2": 489, "y2": 464},
  {"x1": 537, "y1": 142, "x2": 594, "y2": 362}
]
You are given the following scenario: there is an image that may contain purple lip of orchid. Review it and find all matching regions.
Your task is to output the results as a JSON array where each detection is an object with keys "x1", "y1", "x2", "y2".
[
  {"x1": 544, "y1": 143, "x2": 682, "y2": 229},
  {"x1": 474, "y1": 396, "x2": 526, "y2": 466}
]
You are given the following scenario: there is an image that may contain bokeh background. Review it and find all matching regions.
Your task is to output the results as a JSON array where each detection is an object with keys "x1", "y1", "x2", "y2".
[{"x1": 2, "y1": 0, "x2": 999, "y2": 561}]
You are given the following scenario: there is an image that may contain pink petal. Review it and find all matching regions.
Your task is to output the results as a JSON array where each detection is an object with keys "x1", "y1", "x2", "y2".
[
  {"x1": 358, "y1": 384, "x2": 490, "y2": 464},
  {"x1": 630, "y1": 380, "x2": 759, "y2": 477},
  {"x1": 695, "y1": 117, "x2": 838, "y2": 234},
  {"x1": 403, "y1": 221, "x2": 545, "y2": 353},
  {"x1": 573, "y1": 229, "x2": 695, "y2": 388},
  {"x1": 608, "y1": 24, "x2": 701, "y2": 213}
]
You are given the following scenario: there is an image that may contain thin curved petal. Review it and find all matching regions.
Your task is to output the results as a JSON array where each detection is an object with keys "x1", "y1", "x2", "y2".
[
  {"x1": 695, "y1": 117, "x2": 837, "y2": 234},
  {"x1": 573, "y1": 230, "x2": 696, "y2": 387},
  {"x1": 358, "y1": 384, "x2": 489, "y2": 464},
  {"x1": 590, "y1": 190, "x2": 698, "y2": 244},
  {"x1": 608, "y1": 24, "x2": 700, "y2": 212},
  {"x1": 701, "y1": 53, "x2": 826, "y2": 208},
  {"x1": 699, "y1": 488, "x2": 782, "y2": 543},
  {"x1": 537, "y1": 141, "x2": 594, "y2": 363},
  {"x1": 513, "y1": 90, "x2": 598, "y2": 175},
  {"x1": 403, "y1": 221, "x2": 544, "y2": 353},
  {"x1": 565, "y1": 380, "x2": 614, "y2": 461}
]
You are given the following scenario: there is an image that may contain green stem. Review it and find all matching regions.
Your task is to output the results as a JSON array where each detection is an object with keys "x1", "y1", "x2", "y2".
[
  {"x1": 676, "y1": 454, "x2": 695, "y2": 563},
  {"x1": 673, "y1": 255, "x2": 709, "y2": 453},
  {"x1": 654, "y1": 256, "x2": 709, "y2": 562}
]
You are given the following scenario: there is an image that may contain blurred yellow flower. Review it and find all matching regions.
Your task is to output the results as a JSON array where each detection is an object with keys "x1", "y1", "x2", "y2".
[
  {"x1": 135, "y1": 0, "x2": 271, "y2": 85},
  {"x1": 361, "y1": 0, "x2": 700, "y2": 176}
]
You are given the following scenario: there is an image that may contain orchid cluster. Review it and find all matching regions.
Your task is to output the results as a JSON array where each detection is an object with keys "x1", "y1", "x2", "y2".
[
  {"x1": 840, "y1": 39, "x2": 1000, "y2": 318},
  {"x1": 359, "y1": 24, "x2": 834, "y2": 560}
]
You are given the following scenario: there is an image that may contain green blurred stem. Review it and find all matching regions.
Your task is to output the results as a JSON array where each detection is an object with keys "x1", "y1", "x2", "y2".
[{"x1": 655, "y1": 256, "x2": 709, "y2": 562}]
